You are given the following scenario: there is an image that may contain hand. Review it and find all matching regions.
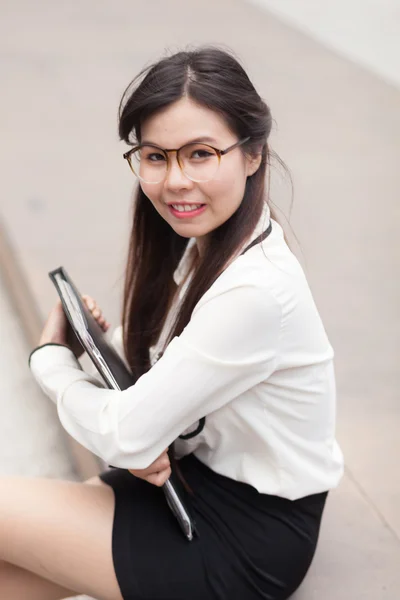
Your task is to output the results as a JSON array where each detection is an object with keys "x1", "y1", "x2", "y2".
[
  {"x1": 38, "y1": 294, "x2": 111, "y2": 359},
  {"x1": 128, "y1": 449, "x2": 171, "y2": 487}
]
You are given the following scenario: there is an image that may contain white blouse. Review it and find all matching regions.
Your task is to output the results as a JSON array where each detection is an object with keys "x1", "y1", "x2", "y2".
[{"x1": 29, "y1": 206, "x2": 344, "y2": 500}]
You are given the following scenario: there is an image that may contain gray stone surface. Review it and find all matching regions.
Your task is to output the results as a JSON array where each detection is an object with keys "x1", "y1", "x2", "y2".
[
  {"x1": 0, "y1": 277, "x2": 92, "y2": 600},
  {"x1": 293, "y1": 475, "x2": 400, "y2": 598},
  {"x1": 0, "y1": 268, "x2": 77, "y2": 480},
  {"x1": 0, "y1": 1, "x2": 399, "y2": 598}
]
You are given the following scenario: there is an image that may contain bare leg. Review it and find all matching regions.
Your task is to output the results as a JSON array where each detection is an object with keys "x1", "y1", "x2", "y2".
[
  {"x1": 0, "y1": 474, "x2": 121, "y2": 600},
  {"x1": 0, "y1": 558, "x2": 77, "y2": 600}
]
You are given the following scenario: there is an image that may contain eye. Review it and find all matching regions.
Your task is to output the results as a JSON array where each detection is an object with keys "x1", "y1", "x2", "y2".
[
  {"x1": 147, "y1": 152, "x2": 166, "y2": 162},
  {"x1": 191, "y1": 149, "x2": 213, "y2": 159}
]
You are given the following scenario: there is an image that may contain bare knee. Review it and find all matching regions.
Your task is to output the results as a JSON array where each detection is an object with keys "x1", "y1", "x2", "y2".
[
  {"x1": 0, "y1": 559, "x2": 75, "y2": 600},
  {"x1": 0, "y1": 477, "x2": 121, "y2": 599}
]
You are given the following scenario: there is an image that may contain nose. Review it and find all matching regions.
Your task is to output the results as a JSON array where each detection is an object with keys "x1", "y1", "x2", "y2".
[{"x1": 164, "y1": 152, "x2": 193, "y2": 191}]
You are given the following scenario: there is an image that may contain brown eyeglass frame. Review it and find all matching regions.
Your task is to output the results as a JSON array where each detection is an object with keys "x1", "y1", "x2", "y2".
[{"x1": 122, "y1": 136, "x2": 251, "y2": 182}]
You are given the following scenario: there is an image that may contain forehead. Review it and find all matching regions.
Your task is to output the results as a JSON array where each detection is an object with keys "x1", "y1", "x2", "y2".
[{"x1": 140, "y1": 96, "x2": 234, "y2": 147}]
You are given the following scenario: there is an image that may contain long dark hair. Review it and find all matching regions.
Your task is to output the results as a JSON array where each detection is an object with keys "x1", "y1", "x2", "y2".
[{"x1": 119, "y1": 46, "x2": 283, "y2": 381}]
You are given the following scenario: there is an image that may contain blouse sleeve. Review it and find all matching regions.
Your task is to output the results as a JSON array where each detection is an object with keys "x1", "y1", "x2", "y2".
[{"x1": 29, "y1": 284, "x2": 282, "y2": 469}]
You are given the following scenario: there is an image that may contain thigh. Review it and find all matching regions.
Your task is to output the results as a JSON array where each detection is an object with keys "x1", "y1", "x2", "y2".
[{"x1": 0, "y1": 475, "x2": 123, "y2": 600}]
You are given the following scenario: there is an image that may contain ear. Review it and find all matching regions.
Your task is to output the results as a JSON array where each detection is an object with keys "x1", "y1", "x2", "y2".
[{"x1": 245, "y1": 150, "x2": 263, "y2": 178}]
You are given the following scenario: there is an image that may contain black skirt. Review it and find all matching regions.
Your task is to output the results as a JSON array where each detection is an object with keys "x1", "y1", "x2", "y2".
[{"x1": 99, "y1": 454, "x2": 327, "y2": 600}]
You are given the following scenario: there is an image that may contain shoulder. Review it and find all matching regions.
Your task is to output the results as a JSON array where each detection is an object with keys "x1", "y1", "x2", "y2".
[{"x1": 197, "y1": 219, "x2": 310, "y2": 316}]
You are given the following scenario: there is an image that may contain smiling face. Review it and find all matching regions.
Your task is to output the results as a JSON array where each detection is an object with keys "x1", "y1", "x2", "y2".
[{"x1": 138, "y1": 96, "x2": 261, "y2": 250}]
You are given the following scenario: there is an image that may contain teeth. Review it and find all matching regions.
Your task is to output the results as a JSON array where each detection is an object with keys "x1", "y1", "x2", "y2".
[{"x1": 171, "y1": 204, "x2": 203, "y2": 212}]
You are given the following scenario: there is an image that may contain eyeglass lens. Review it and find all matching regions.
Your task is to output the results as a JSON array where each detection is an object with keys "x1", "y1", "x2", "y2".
[{"x1": 128, "y1": 143, "x2": 220, "y2": 184}]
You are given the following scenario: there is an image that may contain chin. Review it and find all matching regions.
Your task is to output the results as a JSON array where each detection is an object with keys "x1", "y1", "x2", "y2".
[{"x1": 170, "y1": 221, "x2": 212, "y2": 239}]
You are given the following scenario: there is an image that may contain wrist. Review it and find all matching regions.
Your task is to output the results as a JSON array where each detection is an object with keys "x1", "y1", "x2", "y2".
[{"x1": 38, "y1": 334, "x2": 67, "y2": 347}]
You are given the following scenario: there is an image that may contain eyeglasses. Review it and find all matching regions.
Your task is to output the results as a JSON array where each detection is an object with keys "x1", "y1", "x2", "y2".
[{"x1": 123, "y1": 136, "x2": 251, "y2": 184}]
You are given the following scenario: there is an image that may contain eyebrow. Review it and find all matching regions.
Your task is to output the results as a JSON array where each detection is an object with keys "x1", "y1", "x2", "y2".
[{"x1": 140, "y1": 136, "x2": 218, "y2": 147}]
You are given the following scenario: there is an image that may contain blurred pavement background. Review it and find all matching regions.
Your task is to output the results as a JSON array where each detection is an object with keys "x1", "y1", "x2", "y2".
[{"x1": 0, "y1": 1, "x2": 399, "y2": 598}]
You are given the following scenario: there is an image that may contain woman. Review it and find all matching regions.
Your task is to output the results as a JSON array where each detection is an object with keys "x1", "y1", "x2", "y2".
[{"x1": 4, "y1": 47, "x2": 343, "y2": 599}]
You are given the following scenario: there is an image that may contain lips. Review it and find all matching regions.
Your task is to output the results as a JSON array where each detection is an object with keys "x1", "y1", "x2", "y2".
[
  {"x1": 167, "y1": 203, "x2": 207, "y2": 219},
  {"x1": 169, "y1": 203, "x2": 205, "y2": 213},
  {"x1": 166, "y1": 202, "x2": 204, "y2": 206}
]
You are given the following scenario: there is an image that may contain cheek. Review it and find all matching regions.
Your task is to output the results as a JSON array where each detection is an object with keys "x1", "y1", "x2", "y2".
[
  {"x1": 201, "y1": 160, "x2": 247, "y2": 209},
  {"x1": 140, "y1": 183, "x2": 162, "y2": 208}
]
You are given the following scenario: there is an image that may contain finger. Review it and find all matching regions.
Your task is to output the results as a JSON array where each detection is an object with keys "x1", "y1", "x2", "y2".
[
  {"x1": 95, "y1": 314, "x2": 109, "y2": 330},
  {"x1": 84, "y1": 296, "x2": 99, "y2": 314},
  {"x1": 146, "y1": 466, "x2": 171, "y2": 487},
  {"x1": 82, "y1": 294, "x2": 95, "y2": 306},
  {"x1": 128, "y1": 453, "x2": 170, "y2": 478},
  {"x1": 150, "y1": 453, "x2": 170, "y2": 473},
  {"x1": 127, "y1": 449, "x2": 169, "y2": 474},
  {"x1": 81, "y1": 297, "x2": 109, "y2": 331},
  {"x1": 99, "y1": 318, "x2": 109, "y2": 331},
  {"x1": 136, "y1": 451, "x2": 170, "y2": 476}
]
